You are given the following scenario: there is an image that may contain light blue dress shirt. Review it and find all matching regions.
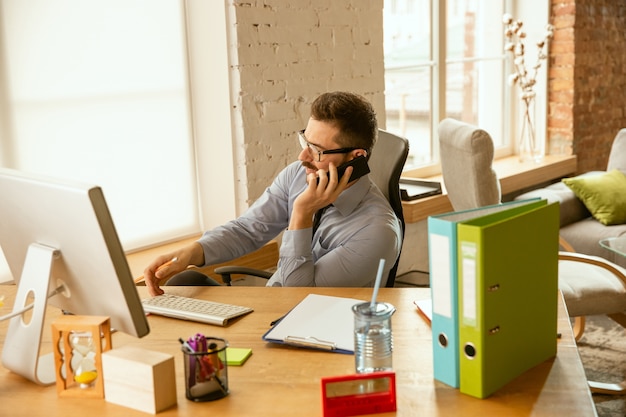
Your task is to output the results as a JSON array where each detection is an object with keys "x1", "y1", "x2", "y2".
[{"x1": 197, "y1": 161, "x2": 402, "y2": 287}]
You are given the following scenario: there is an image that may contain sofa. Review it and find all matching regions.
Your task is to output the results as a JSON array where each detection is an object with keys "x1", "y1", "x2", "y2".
[{"x1": 516, "y1": 129, "x2": 626, "y2": 268}]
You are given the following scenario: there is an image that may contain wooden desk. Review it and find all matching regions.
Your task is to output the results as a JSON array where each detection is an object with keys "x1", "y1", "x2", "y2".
[{"x1": 0, "y1": 286, "x2": 597, "y2": 417}]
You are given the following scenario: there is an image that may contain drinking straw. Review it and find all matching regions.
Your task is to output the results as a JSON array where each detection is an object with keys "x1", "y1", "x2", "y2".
[{"x1": 370, "y1": 258, "x2": 386, "y2": 310}]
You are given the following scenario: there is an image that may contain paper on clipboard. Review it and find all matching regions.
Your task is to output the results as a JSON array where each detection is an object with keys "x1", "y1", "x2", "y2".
[{"x1": 262, "y1": 294, "x2": 364, "y2": 354}]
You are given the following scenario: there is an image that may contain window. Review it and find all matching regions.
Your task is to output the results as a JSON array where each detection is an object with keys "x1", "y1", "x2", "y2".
[
  {"x1": 0, "y1": 0, "x2": 199, "y2": 251},
  {"x1": 0, "y1": 1, "x2": 237, "y2": 283},
  {"x1": 0, "y1": 1, "x2": 240, "y2": 283},
  {"x1": 384, "y1": 0, "x2": 542, "y2": 172}
]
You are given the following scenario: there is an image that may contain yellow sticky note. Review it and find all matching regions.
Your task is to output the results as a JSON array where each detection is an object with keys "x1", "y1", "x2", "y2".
[{"x1": 226, "y1": 347, "x2": 252, "y2": 366}]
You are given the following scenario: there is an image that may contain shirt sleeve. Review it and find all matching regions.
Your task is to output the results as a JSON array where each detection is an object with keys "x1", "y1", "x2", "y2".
[{"x1": 196, "y1": 164, "x2": 296, "y2": 266}]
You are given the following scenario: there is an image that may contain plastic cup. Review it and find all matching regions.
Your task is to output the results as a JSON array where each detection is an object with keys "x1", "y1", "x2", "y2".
[{"x1": 353, "y1": 302, "x2": 396, "y2": 374}]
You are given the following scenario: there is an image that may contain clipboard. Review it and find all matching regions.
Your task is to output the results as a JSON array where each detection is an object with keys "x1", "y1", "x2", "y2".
[{"x1": 262, "y1": 294, "x2": 364, "y2": 354}]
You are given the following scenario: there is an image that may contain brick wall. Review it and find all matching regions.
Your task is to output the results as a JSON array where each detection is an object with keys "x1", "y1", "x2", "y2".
[
  {"x1": 549, "y1": 0, "x2": 626, "y2": 173},
  {"x1": 231, "y1": 0, "x2": 385, "y2": 203}
]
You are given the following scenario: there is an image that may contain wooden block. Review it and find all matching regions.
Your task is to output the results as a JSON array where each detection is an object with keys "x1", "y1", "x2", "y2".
[{"x1": 102, "y1": 346, "x2": 176, "y2": 414}]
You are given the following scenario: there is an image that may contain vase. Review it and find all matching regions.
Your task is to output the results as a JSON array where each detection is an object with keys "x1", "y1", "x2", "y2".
[{"x1": 518, "y1": 96, "x2": 543, "y2": 163}]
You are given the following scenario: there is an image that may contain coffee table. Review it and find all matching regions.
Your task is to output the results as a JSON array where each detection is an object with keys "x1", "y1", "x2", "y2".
[{"x1": 600, "y1": 236, "x2": 626, "y2": 257}]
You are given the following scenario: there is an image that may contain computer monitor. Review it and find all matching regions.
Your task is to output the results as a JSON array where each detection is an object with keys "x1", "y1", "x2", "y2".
[{"x1": 0, "y1": 168, "x2": 150, "y2": 385}]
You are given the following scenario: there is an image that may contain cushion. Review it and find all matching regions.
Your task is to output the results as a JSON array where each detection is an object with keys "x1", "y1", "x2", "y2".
[
  {"x1": 563, "y1": 169, "x2": 626, "y2": 225},
  {"x1": 607, "y1": 128, "x2": 626, "y2": 173},
  {"x1": 558, "y1": 255, "x2": 626, "y2": 317},
  {"x1": 515, "y1": 180, "x2": 590, "y2": 227}
]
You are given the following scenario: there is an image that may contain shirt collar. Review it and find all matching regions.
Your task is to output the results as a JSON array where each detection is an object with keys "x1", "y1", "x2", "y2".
[{"x1": 332, "y1": 176, "x2": 370, "y2": 216}]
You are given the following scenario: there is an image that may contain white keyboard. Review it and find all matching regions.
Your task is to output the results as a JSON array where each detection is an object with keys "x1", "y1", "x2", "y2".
[{"x1": 141, "y1": 293, "x2": 254, "y2": 326}]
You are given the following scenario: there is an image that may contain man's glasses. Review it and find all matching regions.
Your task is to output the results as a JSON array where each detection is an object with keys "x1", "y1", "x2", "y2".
[{"x1": 298, "y1": 129, "x2": 359, "y2": 162}]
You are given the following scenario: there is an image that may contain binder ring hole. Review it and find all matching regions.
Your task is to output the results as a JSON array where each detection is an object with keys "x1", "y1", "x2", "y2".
[
  {"x1": 464, "y1": 343, "x2": 476, "y2": 359},
  {"x1": 488, "y1": 326, "x2": 500, "y2": 335},
  {"x1": 437, "y1": 333, "x2": 448, "y2": 348}
]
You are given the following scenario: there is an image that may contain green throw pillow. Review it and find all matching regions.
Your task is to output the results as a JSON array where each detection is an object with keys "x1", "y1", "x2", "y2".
[{"x1": 563, "y1": 169, "x2": 626, "y2": 225}]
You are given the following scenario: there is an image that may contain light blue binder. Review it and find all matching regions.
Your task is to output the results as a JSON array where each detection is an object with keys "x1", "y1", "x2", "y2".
[
  {"x1": 427, "y1": 199, "x2": 541, "y2": 388},
  {"x1": 428, "y1": 214, "x2": 461, "y2": 387}
]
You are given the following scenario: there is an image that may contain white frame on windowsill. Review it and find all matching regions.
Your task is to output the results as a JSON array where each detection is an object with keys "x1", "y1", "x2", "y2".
[{"x1": 184, "y1": 0, "x2": 240, "y2": 232}]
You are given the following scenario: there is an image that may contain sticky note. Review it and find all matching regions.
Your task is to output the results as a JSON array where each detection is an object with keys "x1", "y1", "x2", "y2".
[{"x1": 226, "y1": 347, "x2": 252, "y2": 366}]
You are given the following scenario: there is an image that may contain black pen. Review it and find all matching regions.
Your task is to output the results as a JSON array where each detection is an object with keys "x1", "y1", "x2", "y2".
[
  {"x1": 178, "y1": 337, "x2": 195, "y2": 353},
  {"x1": 270, "y1": 314, "x2": 286, "y2": 326}
]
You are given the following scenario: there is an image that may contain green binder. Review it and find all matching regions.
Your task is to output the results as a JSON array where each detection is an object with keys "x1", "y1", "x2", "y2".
[{"x1": 457, "y1": 199, "x2": 559, "y2": 399}]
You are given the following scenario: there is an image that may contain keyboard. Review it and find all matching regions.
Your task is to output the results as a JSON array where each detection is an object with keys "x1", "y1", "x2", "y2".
[{"x1": 141, "y1": 293, "x2": 254, "y2": 326}]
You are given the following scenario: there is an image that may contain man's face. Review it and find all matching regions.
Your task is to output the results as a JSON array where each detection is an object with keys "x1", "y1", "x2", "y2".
[{"x1": 298, "y1": 118, "x2": 351, "y2": 175}]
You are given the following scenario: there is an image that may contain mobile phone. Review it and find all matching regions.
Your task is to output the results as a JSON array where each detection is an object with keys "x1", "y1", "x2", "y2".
[{"x1": 317, "y1": 155, "x2": 370, "y2": 183}]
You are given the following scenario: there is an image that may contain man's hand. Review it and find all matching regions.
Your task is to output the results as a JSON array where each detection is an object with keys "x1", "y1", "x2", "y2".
[
  {"x1": 289, "y1": 162, "x2": 353, "y2": 230},
  {"x1": 143, "y1": 242, "x2": 205, "y2": 296}
]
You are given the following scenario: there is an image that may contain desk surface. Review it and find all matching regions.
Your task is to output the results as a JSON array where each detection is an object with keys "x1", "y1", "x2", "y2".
[{"x1": 0, "y1": 286, "x2": 596, "y2": 417}]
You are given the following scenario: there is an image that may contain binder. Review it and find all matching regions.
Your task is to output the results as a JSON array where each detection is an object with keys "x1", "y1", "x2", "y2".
[
  {"x1": 427, "y1": 199, "x2": 542, "y2": 388},
  {"x1": 457, "y1": 200, "x2": 559, "y2": 399},
  {"x1": 262, "y1": 294, "x2": 364, "y2": 354}
]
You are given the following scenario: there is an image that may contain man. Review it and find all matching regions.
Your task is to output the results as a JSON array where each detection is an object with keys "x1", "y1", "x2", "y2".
[{"x1": 143, "y1": 91, "x2": 402, "y2": 296}]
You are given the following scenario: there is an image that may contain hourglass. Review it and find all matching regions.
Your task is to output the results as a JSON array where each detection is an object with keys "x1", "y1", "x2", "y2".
[{"x1": 51, "y1": 315, "x2": 112, "y2": 398}]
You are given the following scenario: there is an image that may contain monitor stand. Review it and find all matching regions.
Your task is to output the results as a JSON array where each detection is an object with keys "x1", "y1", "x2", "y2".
[{"x1": 2, "y1": 243, "x2": 60, "y2": 385}]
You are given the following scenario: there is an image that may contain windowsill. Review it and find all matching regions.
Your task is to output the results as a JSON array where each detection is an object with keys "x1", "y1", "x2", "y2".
[{"x1": 400, "y1": 154, "x2": 578, "y2": 223}]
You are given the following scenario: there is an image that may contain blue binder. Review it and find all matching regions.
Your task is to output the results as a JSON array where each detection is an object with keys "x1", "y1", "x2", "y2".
[{"x1": 427, "y1": 199, "x2": 541, "y2": 388}]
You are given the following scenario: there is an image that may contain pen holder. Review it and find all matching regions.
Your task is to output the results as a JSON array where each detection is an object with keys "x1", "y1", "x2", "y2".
[
  {"x1": 182, "y1": 337, "x2": 229, "y2": 401},
  {"x1": 353, "y1": 302, "x2": 395, "y2": 374}
]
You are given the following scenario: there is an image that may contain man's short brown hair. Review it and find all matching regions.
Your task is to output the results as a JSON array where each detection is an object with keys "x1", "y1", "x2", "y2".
[{"x1": 310, "y1": 91, "x2": 378, "y2": 157}]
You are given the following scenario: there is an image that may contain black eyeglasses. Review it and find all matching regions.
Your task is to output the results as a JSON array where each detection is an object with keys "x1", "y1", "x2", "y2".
[{"x1": 297, "y1": 130, "x2": 359, "y2": 162}]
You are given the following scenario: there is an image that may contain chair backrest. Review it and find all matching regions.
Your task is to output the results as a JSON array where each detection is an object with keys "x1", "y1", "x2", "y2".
[
  {"x1": 438, "y1": 118, "x2": 501, "y2": 211},
  {"x1": 369, "y1": 129, "x2": 410, "y2": 287}
]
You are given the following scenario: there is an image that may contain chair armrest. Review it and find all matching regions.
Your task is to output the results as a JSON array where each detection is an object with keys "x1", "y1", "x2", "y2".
[
  {"x1": 559, "y1": 236, "x2": 576, "y2": 252},
  {"x1": 214, "y1": 266, "x2": 273, "y2": 286},
  {"x1": 558, "y1": 251, "x2": 626, "y2": 287}
]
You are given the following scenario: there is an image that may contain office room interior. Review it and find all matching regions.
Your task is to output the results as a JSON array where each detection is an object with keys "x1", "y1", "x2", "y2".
[{"x1": 0, "y1": 0, "x2": 625, "y2": 284}]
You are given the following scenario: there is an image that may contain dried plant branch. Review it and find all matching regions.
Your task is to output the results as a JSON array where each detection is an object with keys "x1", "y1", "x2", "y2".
[
  {"x1": 503, "y1": 13, "x2": 554, "y2": 101},
  {"x1": 503, "y1": 14, "x2": 554, "y2": 161}
]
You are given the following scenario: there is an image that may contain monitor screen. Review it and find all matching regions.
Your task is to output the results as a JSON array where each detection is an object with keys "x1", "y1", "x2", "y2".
[{"x1": 0, "y1": 168, "x2": 150, "y2": 384}]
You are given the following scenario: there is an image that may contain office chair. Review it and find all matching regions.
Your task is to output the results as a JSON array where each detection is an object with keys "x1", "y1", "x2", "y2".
[
  {"x1": 215, "y1": 128, "x2": 409, "y2": 288},
  {"x1": 368, "y1": 129, "x2": 409, "y2": 287},
  {"x1": 438, "y1": 117, "x2": 626, "y2": 395}
]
